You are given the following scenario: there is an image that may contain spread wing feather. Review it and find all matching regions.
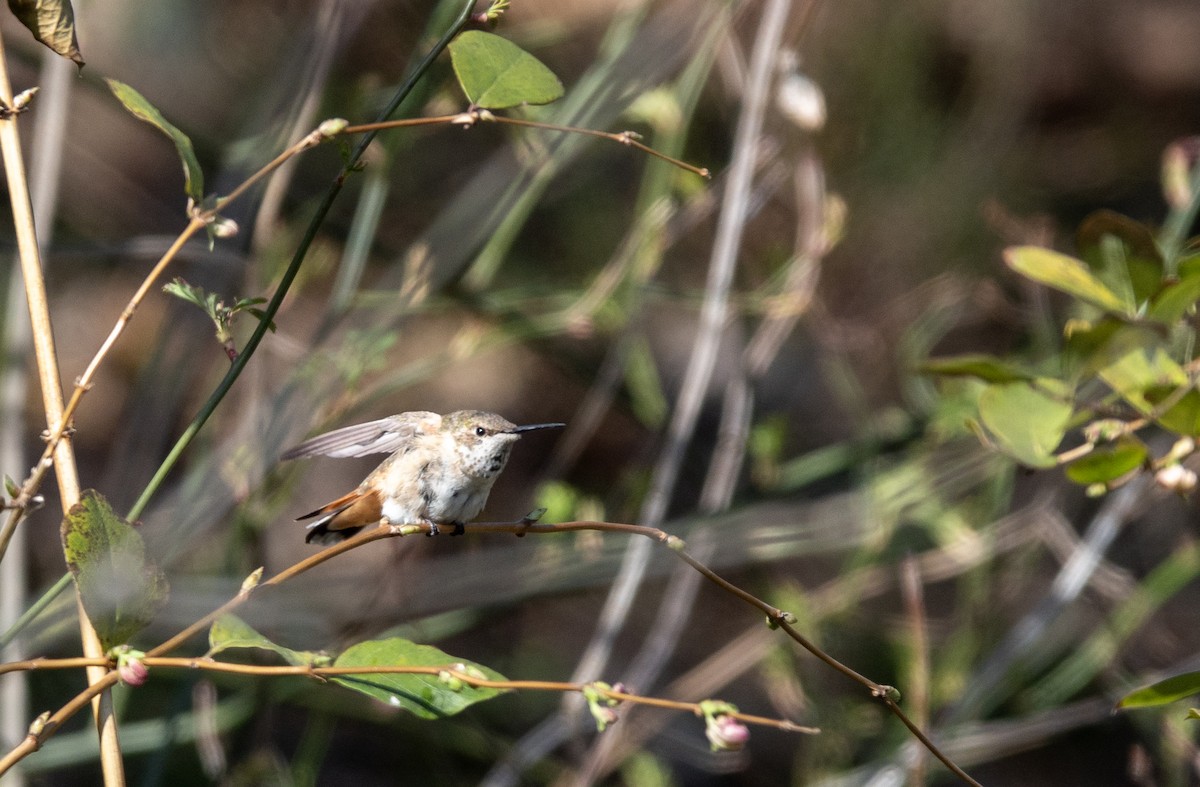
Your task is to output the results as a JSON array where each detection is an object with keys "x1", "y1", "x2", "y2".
[{"x1": 282, "y1": 412, "x2": 439, "y2": 460}]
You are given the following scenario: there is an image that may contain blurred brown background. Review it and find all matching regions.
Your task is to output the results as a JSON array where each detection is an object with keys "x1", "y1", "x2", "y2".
[{"x1": 3, "y1": 0, "x2": 1200, "y2": 784}]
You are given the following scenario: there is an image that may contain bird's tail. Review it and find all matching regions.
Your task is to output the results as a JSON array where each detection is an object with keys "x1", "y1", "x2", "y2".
[{"x1": 296, "y1": 488, "x2": 383, "y2": 545}]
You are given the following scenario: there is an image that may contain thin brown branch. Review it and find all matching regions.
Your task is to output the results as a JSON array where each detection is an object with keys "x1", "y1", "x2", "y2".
[
  {"x1": 0, "y1": 656, "x2": 815, "y2": 745},
  {"x1": 344, "y1": 111, "x2": 712, "y2": 178},
  {"x1": 0, "y1": 517, "x2": 976, "y2": 783},
  {"x1": 484, "y1": 114, "x2": 710, "y2": 178}
]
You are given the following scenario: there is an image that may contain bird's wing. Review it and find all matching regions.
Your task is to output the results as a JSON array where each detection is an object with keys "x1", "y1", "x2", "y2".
[{"x1": 281, "y1": 412, "x2": 439, "y2": 459}]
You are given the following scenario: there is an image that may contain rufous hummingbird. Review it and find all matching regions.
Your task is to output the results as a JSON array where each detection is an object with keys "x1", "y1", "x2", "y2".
[{"x1": 283, "y1": 410, "x2": 564, "y2": 544}]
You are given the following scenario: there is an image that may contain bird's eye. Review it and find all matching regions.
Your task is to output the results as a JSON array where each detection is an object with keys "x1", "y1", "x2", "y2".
[{"x1": 475, "y1": 426, "x2": 487, "y2": 436}]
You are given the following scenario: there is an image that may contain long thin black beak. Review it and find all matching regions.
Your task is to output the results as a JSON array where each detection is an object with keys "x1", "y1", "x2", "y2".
[{"x1": 512, "y1": 422, "x2": 565, "y2": 434}]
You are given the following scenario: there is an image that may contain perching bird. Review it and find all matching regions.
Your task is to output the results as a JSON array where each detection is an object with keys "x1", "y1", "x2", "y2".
[{"x1": 282, "y1": 410, "x2": 563, "y2": 544}]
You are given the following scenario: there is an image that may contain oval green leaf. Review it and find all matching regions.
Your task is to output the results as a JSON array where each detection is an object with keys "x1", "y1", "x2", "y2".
[
  {"x1": 920, "y1": 353, "x2": 1036, "y2": 383},
  {"x1": 978, "y1": 381, "x2": 1072, "y2": 468},
  {"x1": 332, "y1": 637, "x2": 506, "y2": 718},
  {"x1": 1064, "y1": 436, "x2": 1147, "y2": 485},
  {"x1": 448, "y1": 30, "x2": 564, "y2": 109},
  {"x1": 105, "y1": 79, "x2": 204, "y2": 205},
  {"x1": 207, "y1": 614, "x2": 326, "y2": 667},
  {"x1": 1004, "y1": 246, "x2": 1131, "y2": 315},
  {"x1": 8, "y1": 0, "x2": 83, "y2": 66},
  {"x1": 1119, "y1": 671, "x2": 1200, "y2": 709},
  {"x1": 61, "y1": 490, "x2": 168, "y2": 650}
]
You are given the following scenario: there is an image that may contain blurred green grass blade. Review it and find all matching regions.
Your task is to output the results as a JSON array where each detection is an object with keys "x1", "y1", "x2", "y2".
[
  {"x1": 19, "y1": 691, "x2": 256, "y2": 773},
  {"x1": 1027, "y1": 540, "x2": 1200, "y2": 710}
]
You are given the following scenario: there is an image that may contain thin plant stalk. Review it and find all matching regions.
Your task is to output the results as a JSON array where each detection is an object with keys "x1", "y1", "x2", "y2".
[{"x1": 0, "y1": 31, "x2": 125, "y2": 787}]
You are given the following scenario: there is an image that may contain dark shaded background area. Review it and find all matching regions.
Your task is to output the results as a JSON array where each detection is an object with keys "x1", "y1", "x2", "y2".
[{"x1": 4, "y1": 0, "x2": 1200, "y2": 784}]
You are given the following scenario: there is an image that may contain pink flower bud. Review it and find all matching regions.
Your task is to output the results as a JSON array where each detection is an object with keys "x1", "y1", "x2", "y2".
[
  {"x1": 705, "y1": 714, "x2": 750, "y2": 751},
  {"x1": 118, "y1": 657, "x2": 148, "y2": 687}
]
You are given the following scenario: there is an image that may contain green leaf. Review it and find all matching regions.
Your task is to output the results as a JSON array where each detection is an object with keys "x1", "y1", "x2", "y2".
[
  {"x1": 1148, "y1": 272, "x2": 1200, "y2": 324},
  {"x1": 920, "y1": 354, "x2": 1036, "y2": 383},
  {"x1": 8, "y1": 0, "x2": 83, "y2": 66},
  {"x1": 978, "y1": 382, "x2": 1073, "y2": 468},
  {"x1": 1064, "y1": 437, "x2": 1147, "y2": 485},
  {"x1": 163, "y1": 277, "x2": 208, "y2": 310},
  {"x1": 1004, "y1": 246, "x2": 1131, "y2": 315},
  {"x1": 1119, "y1": 671, "x2": 1200, "y2": 709},
  {"x1": 207, "y1": 614, "x2": 326, "y2": 666},
  {"x1": 1145, "y1": 384, "x2": 1200, "y2": 437},
  {"x1": 61, "y1": 490, "x2": 168, "y2": 650},
  {"x1": 1099, "y1": 347, "x2": 1188, "y2": 413},
  {"x1": 1062, "y1": 319, "x2": 1132, "y2": 378},
  {"x1": 105, "y1": 79, "x2": 204, "y2": 204},
  {"x1": 1076, "y1": 210, "x2": 1163, "y2": 307},
  {"x1": 332, "y1": 637, "x2": 506, "y2": 718},
  {"x1": 448, "y1": 30, "x2": 564, "y2": 109}
]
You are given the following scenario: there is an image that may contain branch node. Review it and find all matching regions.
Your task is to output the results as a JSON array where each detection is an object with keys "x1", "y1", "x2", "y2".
[
  {"x1": 26, "y1": 711, "x2": 51, "y2": 740},
  {"x1": 871, "y1": 684, "x2": 902, "y2": 703}
]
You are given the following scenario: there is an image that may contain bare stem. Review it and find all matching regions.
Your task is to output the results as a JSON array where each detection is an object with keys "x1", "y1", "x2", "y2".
[
  {"x1": 0, "y1": 29, "x2": 126, "y2": 787},
  {"x1": 342, "y1": 111, "x2": 711, "y2": 178}
]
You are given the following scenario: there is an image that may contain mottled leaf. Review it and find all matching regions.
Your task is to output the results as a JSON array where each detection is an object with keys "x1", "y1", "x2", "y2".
[
  {"x1": 8, "y1": 0, "x2": 83, "y2": 66},
  {"x1": 1004, "y1": 246, "x2": 1131, "y2": 314},
  {"x1": 105, "y1": 79, "x2": 203, "y2": 205},
  {"x1": 448, "y1": 30, "x2": 564, "y2": 109},
  {"x1": 332, "y1": 637, "x2": 506, "y2": 718},
  {"x1": 1119, "y1": 671, "x2": 1200, "y2": 709},
  {"x1": 920, "y1": 354, "x2": 1036, "y2": 383},
  {"x1": 207, "y1": 614, "x2": 326, "y2": 666},
  {"x1": 61, "y1": 490, "x2": 167, "y2": 650},
  {"x1": 978, "y1": 381, "x2": 1072, "y2": 468},
  {"x1": 1064, "y1": 437, "x2": 1147, "y2": 485}
]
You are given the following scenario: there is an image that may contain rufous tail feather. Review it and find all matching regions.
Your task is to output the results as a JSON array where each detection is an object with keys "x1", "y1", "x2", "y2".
[{"x1": 298, "y1": 488, "x2": 384, "y2": 545}]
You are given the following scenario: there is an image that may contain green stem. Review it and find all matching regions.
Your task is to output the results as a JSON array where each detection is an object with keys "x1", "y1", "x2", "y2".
[{"x1": 0, "y1": 0, "x2": 479, "y2": 650}]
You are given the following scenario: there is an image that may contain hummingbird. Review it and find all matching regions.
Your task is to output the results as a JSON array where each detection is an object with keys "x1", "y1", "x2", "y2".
[{"x1": 282, "y1": 410, "x2": 564, "y2": 544}]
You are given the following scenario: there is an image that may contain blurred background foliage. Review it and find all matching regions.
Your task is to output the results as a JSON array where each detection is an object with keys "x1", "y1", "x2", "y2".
[{"x1": 4, "y1": 0, "x2": 1200, "y2": 784}]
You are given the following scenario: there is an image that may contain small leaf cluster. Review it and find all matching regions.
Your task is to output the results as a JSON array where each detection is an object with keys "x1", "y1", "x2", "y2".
[
  {"x1": 163, "y1": 277, "x2": 274, "y2": 362},
  {"x1": 925, "y1": 180, "x2": 1200, "y2": 495}
]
